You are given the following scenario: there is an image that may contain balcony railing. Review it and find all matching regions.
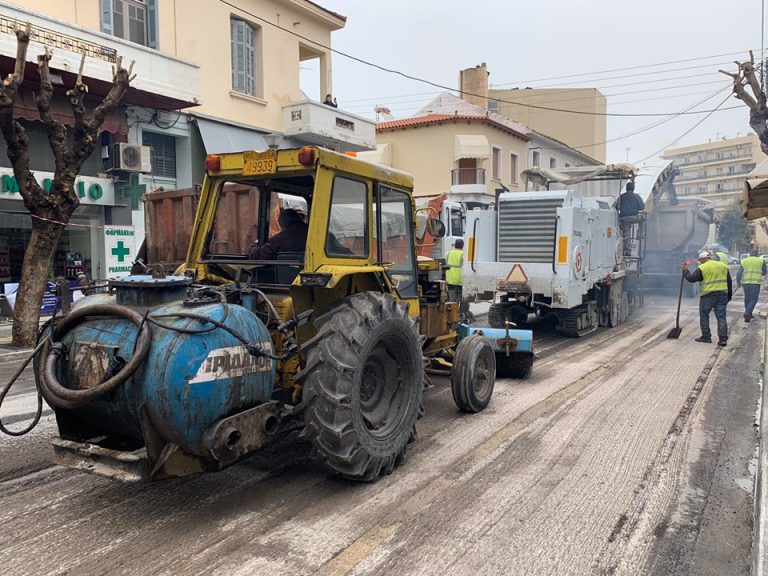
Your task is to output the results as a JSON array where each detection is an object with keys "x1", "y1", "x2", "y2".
[{"x1": 451, "y1": 168, "x2": 486, "y2": 186}]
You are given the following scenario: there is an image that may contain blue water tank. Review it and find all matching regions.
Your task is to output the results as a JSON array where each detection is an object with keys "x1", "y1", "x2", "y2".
[{"x1": 57, "y1": 290, "x2": 276, "y2": 456}]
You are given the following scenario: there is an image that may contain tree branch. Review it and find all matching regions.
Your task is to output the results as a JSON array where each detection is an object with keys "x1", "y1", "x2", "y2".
[
  {"x1": 722, "y1": 52, "x2": 768, "y2": 156},
  {"x1": 35, "y1": 48, "x2": 69, "y2": 177},
  {"x1": 0, "y1": 23, "x2": 47, "y2": 209}
]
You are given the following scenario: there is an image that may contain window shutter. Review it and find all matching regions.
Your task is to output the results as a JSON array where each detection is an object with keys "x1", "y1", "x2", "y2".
[
  {"x1": 245, "y1": 23, "x2": 255, "y2": 95},
  {"x1": 100, "y1": 0, "x2": 114, "y2": 34},
  {"x1": 147, "y1": 0, "x2": 158, "y2": 49},
  {"x1": 231, "y1": 19, "x2": 242, "y2": 93}
]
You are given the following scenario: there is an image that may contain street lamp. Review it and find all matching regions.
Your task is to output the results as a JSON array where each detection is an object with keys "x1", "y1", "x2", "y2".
[{"x1": 264, "y1": 133, "x2": 284, "y2": 150}]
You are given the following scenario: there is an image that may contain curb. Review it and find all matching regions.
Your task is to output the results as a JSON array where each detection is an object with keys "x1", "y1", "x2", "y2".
[{"x1": 754, "y1": 315, "x2": 768, "y2": 576}]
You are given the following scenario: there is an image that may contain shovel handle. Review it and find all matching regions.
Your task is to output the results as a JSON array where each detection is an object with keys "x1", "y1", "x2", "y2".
[{"x1": 675, "y1": 269, "x2": 685, "y2": 329}]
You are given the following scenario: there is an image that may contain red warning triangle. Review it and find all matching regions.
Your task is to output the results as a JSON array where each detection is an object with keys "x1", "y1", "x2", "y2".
[{"x1": 505, "y1": 264, "x2": 528, "y2": 284}]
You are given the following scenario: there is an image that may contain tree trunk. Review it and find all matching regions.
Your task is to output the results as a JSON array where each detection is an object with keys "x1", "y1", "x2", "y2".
[{"x1": 12, "y1": 217, "x2": 65, "y2": 347}]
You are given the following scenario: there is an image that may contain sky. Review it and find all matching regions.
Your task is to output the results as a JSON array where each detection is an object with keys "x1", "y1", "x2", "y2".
[{"x1": 300, "y1": 0, "x2": 765, "y2": 166}]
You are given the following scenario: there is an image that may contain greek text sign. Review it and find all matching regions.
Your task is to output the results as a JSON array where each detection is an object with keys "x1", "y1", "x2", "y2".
[{"x1": 0, "y1": 168, "x2": 116, "y2": 206}]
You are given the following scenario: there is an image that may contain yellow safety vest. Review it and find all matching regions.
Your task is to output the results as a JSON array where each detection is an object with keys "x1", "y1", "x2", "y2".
[
  {"x1": 715, "y1": 251, "x2": 729, "y2": 263},
  {"x1": 446, "y1": 249, "x2": 463, "y2": 286},
  {"x1": 741, "y1": 255, "x2": 765, "y2": 285},
  {"x1": 699, "y1": 259, "x2": 728, "y2": 295}
]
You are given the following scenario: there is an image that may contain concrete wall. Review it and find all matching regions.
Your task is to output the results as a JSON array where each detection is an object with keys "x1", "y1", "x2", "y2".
[
  {"x1": 490, "y1": 88, "x2": 607, "y2": 163},
  {"x1": 376, "y1": 122, "x2": 529, "y2": 198}
]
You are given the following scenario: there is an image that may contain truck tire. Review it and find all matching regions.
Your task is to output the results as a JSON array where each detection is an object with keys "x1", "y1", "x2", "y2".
[
  {"x1": 450, "y1": 334, "x2": 496, "y2": 413},
  {"x1": 298, "y1": 292, "x2": 423, "y2": 481},
  {"x1": 496, "y1": 352, "x2": 534, "y2": 379}
]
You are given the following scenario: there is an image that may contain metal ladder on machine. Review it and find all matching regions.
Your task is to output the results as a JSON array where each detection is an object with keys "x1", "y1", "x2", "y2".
[{"x1": 622, "y1": 214, "x2": 647, "y2": 309}]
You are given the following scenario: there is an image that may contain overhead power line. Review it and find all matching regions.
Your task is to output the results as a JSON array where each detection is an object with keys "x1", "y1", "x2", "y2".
[
  {"x1": 492, "y1": 50, "x2": 756, "y2": 86},
  {"x1": 632, "y1": 92, "x2": 734, "y2": 164},
  {"x1": 219, "y1": 0, "x2": 747, "y2": 119}
]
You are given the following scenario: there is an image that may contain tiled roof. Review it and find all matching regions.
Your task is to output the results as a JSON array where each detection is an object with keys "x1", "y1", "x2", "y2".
[{"x1": 377, "y1": 113, "x2": 531, "y2": 140}]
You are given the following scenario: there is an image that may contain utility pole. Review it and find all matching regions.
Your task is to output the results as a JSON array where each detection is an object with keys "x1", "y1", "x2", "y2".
[{"x1": 625, "y1": 147, "x2": 632, "y2": 162}]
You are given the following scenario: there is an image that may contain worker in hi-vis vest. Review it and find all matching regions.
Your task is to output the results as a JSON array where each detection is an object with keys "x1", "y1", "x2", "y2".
[
  {"x1": 737, "y1": 248, "x2": 766, "y2": 323},
  {"x1": 445, "y1": 239, "x2": 464, "y2": 305},
  {"x1": 683, "y1": 251, "x2": 733, "y2": 346}
]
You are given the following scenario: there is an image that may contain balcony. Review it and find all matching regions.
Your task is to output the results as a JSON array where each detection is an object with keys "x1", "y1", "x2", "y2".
[
  {"x1": 451, "y1": 168, "x2": 486, "y2": 186},
  {"x1": 449, "y1": 168, "x2": 489, "y2": 197},
  {"x1": 282, "y1": 100, "x2": 376, "y2": 152},
  {"x1": 0, "y1": 3, "x2": 199, "y2": 110}
]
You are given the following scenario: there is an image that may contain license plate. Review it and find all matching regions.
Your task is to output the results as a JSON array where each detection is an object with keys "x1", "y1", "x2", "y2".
[{"x1": 243, "y1": 150, "x2": 277, "y2": 176}]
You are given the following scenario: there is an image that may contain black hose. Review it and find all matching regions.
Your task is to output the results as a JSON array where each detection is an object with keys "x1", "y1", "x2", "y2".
[
  {"x1": 0, "y1": 337, "x2": 48, "y2": 436},
  {"x1": 40, "y1": 304, "x2": 152, "y2": 410}
]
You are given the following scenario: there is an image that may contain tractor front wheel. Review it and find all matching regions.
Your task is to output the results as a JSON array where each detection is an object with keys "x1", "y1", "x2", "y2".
[{"x1": 298, "y1": 292, "x2": 423, "y2": 481}]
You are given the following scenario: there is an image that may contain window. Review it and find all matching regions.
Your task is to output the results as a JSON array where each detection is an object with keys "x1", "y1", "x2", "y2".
[
  {"x1": 231, "y1": 18, "x2": 258, "y2": 96},
  {"x1": 142, "y1": 131, "x2": 176, "y2": 179},
  {"x1": 492, "y1": 146, "x2": 501, "y2": 180},
  {"x1": 716, "y1": 167, "x2": 723, "y2": 175},
  {"x1": 510, "y1": 153, "x2": 518, "y2": 184},
  {"x1": 728, "y1": 165, "x2": 736, "y2": 174},
  {"x1": 488, "y1": 100, "x2": 499, "y2": 114},
  {"x1": 327, "y1": 176, "x2": 368, "y2": 257},
  {"x1": 532, "y1": 150, "x2": 540, "y2": 167},
  {"x1": 565, "y1": 163, "x2": 571, "y2": 168},
  {"x1": 450, "y1": 207, "x2": 464, "y2": 237},
  {"x1": 376, "y1": 185, "x2": 417, "y2": 297},
  {"x1": 549, "y1": 157, "x2": 557, "y2": 169},
  {"x1": 100, "y1": 0, "x2": 157, "y2": 47}
]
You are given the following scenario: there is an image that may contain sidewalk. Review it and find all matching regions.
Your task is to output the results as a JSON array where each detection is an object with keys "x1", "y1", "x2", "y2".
[{"x1": 754, "y1": 307, "x2": 768, "y2": 575}]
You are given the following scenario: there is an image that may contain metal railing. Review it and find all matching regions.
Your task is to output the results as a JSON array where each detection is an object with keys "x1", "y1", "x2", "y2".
[{"x1": 451, "y1": 168, "x2": 486, "y2": 186}]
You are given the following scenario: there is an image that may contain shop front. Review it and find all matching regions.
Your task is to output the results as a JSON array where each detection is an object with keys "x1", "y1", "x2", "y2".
[{"x1": 0, "y1": 168, "x2": 117, "y2": 296}]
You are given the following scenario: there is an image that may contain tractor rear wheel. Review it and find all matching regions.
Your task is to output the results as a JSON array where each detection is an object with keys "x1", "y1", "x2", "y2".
[
  {"x1": 451, "y1": 334, "x2": 496, "y2": 413},
  {"x1": 298, "y1": 292, "x2": 423, "y2": 481}
]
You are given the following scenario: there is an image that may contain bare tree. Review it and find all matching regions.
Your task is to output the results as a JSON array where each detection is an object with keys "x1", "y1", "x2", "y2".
[
  {"x1": 720, "y1": 51, "x2": 768, "y2": 156},
  {"x1": 0, "y1": 24, "x2": 134, "y2": 346}
]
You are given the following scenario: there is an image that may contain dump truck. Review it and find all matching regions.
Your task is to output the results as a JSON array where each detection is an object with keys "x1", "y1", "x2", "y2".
[
  {"x1": 634, "y1": 163, "x2": 714, "y2": 296},
  {"x1": 461, "y1": 165, "x2": 643, "y2": 337},
  {"x1": 34, "y1": 147, "x2": 534, "y2": 483}
]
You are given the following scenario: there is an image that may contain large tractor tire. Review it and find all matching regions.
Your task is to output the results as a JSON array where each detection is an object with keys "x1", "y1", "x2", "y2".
[
  {"x1": 298, "y1": 292, "x2": 423, "y2": 481},
  {"x1": 451, "y1": 334, "x2": 496, "y2": 413},
  {"x1": 496, "y1": 352, "x2": 534, "y2": 379}
]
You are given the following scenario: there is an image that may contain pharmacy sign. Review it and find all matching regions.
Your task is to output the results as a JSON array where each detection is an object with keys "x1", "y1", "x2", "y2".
[{"x1": 104, "y1": 226, "x2": 135, "y2": 277}]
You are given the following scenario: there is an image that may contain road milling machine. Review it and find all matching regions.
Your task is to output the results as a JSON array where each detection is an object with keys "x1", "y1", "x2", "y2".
[
  {"x1": 462, "y1": 165, "x2": 645, "y2": 337},
  {"x1": 29, "y1": 147, "x2": 534, "y2": 483}
]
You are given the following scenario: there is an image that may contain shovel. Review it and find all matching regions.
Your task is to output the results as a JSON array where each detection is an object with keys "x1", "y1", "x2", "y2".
[{"x1": 667, "y1": 270, "x2": 685, "y2": 339}]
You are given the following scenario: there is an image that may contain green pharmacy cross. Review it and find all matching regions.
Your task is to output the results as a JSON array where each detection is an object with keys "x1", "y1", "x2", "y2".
[
  {"x1": 122, "y1": 173, "x2": 147, "y2": 210},
  {"x1": 111, "y1": 240, "x2": 130, "y2": 262}
]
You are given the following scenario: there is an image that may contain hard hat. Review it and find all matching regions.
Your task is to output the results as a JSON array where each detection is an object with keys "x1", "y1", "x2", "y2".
[{"x1": 698, "y1": 251, "x2": 711, "y2": 260}]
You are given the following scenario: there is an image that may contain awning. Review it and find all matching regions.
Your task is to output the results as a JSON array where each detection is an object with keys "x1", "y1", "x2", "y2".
[
  {"x1": 454, "y1": 135, "x2": 489, "y2": 161},
  {"x1": 357, "y1": 143, "x2": 392, "y2": 166},
  {"x1": 744, "y1": 157, "x2": 768, "y2": 219},
  {"x1": 194, "y1": 116, "x2": 270, "y2": 153}
]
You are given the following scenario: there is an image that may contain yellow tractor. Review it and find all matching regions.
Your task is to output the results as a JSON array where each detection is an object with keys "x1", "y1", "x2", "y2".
[{"x1": 37, "y1": 147, "x2": 533, "y2": 482}]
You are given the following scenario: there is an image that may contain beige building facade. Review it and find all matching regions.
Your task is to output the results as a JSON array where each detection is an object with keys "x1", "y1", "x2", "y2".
[
  {"x1": 488, "y1": 87, "x2": 607, "y2": 163},
  {"x1": 370, "y1": 97, "x2": 530, "y2": 203},
  {"x1": 16, "y1": 0, "x2": 345, "y2": 133}
]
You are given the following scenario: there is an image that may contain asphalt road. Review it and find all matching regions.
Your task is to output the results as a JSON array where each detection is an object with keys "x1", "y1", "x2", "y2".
[{"x1": 0, "y1": 292, "x2": 762, "y2": 575}]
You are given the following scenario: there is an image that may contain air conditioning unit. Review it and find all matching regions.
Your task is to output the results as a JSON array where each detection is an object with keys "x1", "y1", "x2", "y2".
[{"x1": 110, "y1": 143, "x2": 152, "y2": 173}]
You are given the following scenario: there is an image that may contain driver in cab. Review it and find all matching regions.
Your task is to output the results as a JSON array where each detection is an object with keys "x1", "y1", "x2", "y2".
[{"x1": 249, "y1": 208, "x2": 308, "y2": 260}]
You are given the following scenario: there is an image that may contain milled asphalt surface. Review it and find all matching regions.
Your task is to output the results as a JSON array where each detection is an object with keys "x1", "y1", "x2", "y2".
[{"x1": 0, "y1": 298, "x2": 766, "y2": 574}]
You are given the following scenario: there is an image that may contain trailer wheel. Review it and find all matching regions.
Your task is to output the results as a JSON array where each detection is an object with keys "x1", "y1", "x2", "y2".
[
  {"x1": 496, "y1": 352, "x2": 534, "y2": 379},
  {"x1": 451, "y1": 334, "x2": 496, "y2": 413},
  {"x1": 298, "y1": 292, "x2": 422, "y2": 481}
]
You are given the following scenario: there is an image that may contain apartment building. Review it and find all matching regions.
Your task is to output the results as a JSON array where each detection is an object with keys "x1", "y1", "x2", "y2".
[
  {"x1": 663, "y1": 134, "x2": 768, "y2": 248},
  {"x1": 0, "y1": 0, "x2": 366, "y2": 289}
]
